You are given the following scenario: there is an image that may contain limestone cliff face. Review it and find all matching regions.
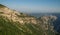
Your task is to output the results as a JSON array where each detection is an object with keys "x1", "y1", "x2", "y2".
[{"x1": 0, "y1": 4, "x2": 57, "y2": 35}]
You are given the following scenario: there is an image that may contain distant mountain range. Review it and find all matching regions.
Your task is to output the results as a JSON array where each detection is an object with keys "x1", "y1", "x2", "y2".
[{"x1": 0, "y1": 4, "x2": 60, "y2": 35}]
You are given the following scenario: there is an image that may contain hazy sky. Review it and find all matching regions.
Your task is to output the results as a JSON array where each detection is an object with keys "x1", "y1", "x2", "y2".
[{"x1": 0, "y1": 0, "x2": 60, "y2": 13}]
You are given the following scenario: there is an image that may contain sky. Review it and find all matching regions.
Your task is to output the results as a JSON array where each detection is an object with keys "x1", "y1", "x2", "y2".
[{"x1": 0, "y1": 0, "x2": 60, "y2": 13}]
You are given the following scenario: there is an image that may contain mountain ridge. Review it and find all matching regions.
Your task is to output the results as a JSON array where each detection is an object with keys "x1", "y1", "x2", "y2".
[{"x1": 0, "y1": 4, "x2": 58, "y2": 35}]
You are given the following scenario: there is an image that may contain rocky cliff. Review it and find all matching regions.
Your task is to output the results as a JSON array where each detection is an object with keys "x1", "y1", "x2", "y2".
[{"x1": 0, "y1": 4, "x2": 57, "y2": 35}]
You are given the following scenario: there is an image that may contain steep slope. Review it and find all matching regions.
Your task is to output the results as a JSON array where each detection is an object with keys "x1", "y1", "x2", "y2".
[
  {"x1": 0, "y1": 4, "x2": 37, "y2": 24},
  {"x1": 0, "y1": 4, "x2": 58, "y2": 35}
]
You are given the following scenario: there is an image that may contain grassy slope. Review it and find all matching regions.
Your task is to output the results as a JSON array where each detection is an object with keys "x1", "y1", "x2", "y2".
[
  {"x1": 0, "y1": 14, "x2": 56, "y2": 35},
  {"x1": 0, "y1": 4, "x2": 58, "y2": 35},
  {"x1": 0, "y1": 15, "x2": 43, "y2": 35}
]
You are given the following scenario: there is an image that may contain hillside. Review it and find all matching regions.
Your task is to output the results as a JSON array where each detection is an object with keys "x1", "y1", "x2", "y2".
[{"x1": 0, "y1": 4, "x2": 58, "y2": 35}]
